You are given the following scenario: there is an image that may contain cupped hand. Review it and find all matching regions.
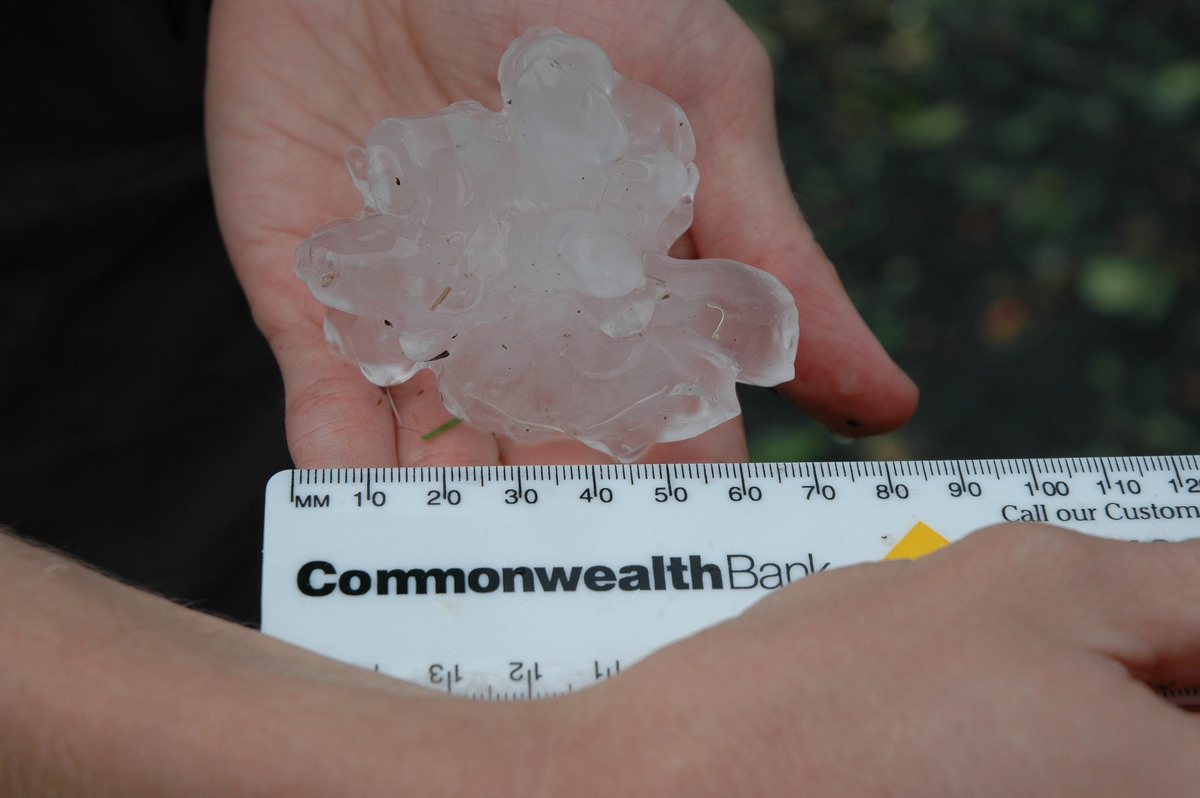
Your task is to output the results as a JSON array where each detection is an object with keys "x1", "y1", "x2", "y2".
[{"x1": 205, "y1": 0, "x2": 918, "y2": 469}]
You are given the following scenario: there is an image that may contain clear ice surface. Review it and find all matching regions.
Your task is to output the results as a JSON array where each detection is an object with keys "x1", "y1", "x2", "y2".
[{"x1": 295, "y1": 25, "x2": 799, "y2": 461}]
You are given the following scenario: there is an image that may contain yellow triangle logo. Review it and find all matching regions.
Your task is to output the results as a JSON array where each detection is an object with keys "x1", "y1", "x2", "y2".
[{"x1": 885, "y1": 521, "x2": 951, "y2": 560}]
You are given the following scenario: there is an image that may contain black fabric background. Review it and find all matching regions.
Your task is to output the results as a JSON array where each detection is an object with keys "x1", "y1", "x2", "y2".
[{"x1": 1, "y1": 2, "x2": 291, "y2": 625}]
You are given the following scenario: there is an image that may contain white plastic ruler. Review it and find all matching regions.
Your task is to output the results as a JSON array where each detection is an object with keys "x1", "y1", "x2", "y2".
[{"x1": 261, "y1": 455, "x2": 1200, "y2": 704}]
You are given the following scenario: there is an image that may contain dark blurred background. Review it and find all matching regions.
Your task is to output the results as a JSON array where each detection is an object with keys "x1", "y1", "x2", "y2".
[{"x1": 730, "y1": 0, "x2": 1200, "y2": 462}]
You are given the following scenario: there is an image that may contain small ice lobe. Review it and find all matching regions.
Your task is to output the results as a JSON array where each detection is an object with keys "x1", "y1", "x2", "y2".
[{"x1": 296, "y1": 26, "x2": 799, "y2": 461}]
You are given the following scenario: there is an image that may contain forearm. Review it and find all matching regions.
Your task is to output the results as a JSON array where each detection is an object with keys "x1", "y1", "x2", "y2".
[
  {"x1": 0, "y1": 530, "x2": 595, "y2": 797},
  {"x1": 8, "y1": 526, "x2": 1200, "y2": 796}
]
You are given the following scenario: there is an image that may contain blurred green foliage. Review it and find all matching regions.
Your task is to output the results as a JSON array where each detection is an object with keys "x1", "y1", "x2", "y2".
[{"x1": 731, "y1": 0, "x2": 1200, "y2": 462}]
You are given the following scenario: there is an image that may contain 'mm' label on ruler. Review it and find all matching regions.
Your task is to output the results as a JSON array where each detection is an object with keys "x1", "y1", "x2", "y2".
[{"x1": 262, "y1": 456, "x2": 1200, "y2": 700}]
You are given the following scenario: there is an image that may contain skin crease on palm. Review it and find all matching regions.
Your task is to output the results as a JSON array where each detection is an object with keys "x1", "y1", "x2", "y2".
[{"x1": 204, "y1": 0, "x2": 920, "y2": 470}]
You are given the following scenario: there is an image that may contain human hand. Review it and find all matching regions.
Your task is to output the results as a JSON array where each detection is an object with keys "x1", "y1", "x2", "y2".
[
  {"x1": 205, "y1": 0, "x2": 919, "y2": 469},
  {"x1": 6, "y1": 525, "x2": 1196, "y2": 795},
  {"x1": 580, "y1": 524, "x2": 1200, "y2": 796}
]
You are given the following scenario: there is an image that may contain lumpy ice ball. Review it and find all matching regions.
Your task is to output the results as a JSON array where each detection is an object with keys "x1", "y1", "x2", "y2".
[{"x1": 295, "y1": 25, "x2": 799, "y2": 461}]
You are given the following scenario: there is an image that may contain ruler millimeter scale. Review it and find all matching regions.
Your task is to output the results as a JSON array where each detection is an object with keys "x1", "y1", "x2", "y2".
[{"x1": 261, "y1": 455, "x2": 1200, "y2": 704}]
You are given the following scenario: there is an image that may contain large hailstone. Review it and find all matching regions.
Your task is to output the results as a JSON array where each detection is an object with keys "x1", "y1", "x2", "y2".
[{"x1": 296, "y1": 25, "x2": 799, "y2": 462}]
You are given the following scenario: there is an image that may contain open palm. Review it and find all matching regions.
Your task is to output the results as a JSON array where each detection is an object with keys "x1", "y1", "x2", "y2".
[{"x1": 205, "y1": 0, "x2": 917, "y2": 468}]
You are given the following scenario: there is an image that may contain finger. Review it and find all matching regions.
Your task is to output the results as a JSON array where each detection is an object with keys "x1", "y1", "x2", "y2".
[
  {"x1": 684, "y1": 53, "x2": 918, "y2": 437},
  {"x1": 944, "y1": 526, "x2": 1200, "y2": 691},
  {"x1": 387, "y1": 371, "x2": 500, "y2": 467},
  {"x1": 698, "y1": 154, "x2": 919, "y2": 437},
  {"x1": 278, "y1": 324, "x2": 400, "y2": 468},
  {"x1": 1069, "y1": 536, "x2": 1200, "y2": 690}
]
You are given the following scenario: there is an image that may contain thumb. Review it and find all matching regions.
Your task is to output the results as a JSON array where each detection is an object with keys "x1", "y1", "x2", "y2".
[{"x1": 686, "y1": 55, "x2": 918, "y2": 437}]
